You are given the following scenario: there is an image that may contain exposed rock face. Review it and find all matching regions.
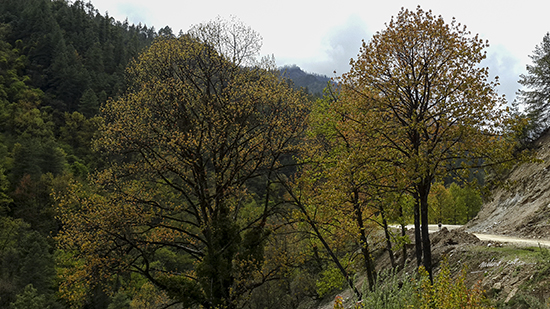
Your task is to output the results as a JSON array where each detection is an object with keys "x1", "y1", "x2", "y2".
[{"x1": 466, "y1": 131, "x2": 550, "y2": 238}]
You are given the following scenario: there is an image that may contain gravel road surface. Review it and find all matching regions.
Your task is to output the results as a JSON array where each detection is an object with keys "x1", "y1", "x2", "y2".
[{"x1": 393, "y1": 224, "x2": 550, "y2": 247}]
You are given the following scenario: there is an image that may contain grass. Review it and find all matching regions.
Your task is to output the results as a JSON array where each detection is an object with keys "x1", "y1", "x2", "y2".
[
  {"x1": 461, "y1": 244, "x2": 550, "y2": 308},
  {"x1": 468, "y1": 245, "x2": 544, "y2": 264}
]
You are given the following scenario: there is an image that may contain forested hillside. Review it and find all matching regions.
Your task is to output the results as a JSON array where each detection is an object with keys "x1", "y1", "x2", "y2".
[
  {"x1": 0, "y1": 0, "x2": 158, "y2": 307},
  {"x1": 279, "y1": 65, "x2": 331, "y2": 96},
  {"x1": 0, "y1": 0, "x2": 159, "y2": 114}
]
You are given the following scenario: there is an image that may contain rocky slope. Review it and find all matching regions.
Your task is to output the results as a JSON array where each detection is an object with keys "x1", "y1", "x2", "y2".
[{"x1": 465, "y1": 130, "x2": 550, "y2": 239}]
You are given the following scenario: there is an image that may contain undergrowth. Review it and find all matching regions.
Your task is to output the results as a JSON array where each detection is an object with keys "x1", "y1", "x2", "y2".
[{"x1": 333, "y1": 257, "x2": 493, "y2": 309}]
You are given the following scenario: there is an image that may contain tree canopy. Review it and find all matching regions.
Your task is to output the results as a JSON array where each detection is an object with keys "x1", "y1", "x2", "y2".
[
  {"x1": 56, "y1": 25, "x2": 309, "y2": 308},
  {"x1": 336, "y1": 6, "x2": 521, "y2": 279}
]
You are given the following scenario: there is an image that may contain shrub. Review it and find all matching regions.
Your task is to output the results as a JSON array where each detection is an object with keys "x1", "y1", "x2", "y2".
[
  {"x1": 416, "y1": 257, "x2": 493, "y2": 309},
  {"x1": 332, "y1": 258, "x2": 494, "y2": 309}
]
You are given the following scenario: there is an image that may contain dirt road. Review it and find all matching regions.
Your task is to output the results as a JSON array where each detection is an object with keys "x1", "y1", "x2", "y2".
[
  {"x1": 395, "y1": 224, "x2": 550, "y2": 247},
  {"x1": 471, "y1": 233, "x2": 550, "y2": 247},
  {"x1": 401, "y1": 224, "x2": 462, "y2": 233}
]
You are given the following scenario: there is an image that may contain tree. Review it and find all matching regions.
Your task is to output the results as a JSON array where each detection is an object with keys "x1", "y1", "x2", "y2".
[
  {"x1": 338, "y1": 7, "x2": 520, "y2": 280},
  {"x1": 56, "y1": 20, "x2": 309, "y2": 308},
  {"x1": 158, "y1": 26, "x2": 174, "y2": 38},
  {"x1": 9, "y1": 284, "x2": 49, "y2": 309},
  {"x1": 428, "y1": 183, "x2": 453, "y2": 224},
  {"x1": 0, "y1": 217, "x2": 55, "y2": 307},
  {"x1": 448, "y1": 183, "x2": 482, "y2": 224},
  {"x1": 188, "y1": 15, "x2": 262, "y2": 67},
  {"x1": 286, "y1": 89, "x2": 391, "y2": 294},
  {"x1": 516, "y1": 32, "x2": 550, "y2": 141},
  {"x1": 78, "y1": 88, "x2": 100, "y2": 118}
]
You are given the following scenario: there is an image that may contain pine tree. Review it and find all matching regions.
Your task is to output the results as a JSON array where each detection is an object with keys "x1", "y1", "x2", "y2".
[
  {"x1": 78, "y1": 88, "x2": 99, "y2": 117},
  {"x1": 516, "y1": 32, "x2": 550, "y2": 140}
]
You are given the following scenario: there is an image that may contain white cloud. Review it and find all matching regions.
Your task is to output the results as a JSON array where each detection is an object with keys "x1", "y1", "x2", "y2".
[
  {"x1": 87, "y1": 0, "x2": 550, "y2": 89},
  {"x1": 483, "y1": 45, "x2": 523, "y2": 103},
  {"x1": 114, "y1": 2, "x2": 152, "y2": 27},
  {"x1": 276, "y1": 15, "x2": 370, "y2": 77}
]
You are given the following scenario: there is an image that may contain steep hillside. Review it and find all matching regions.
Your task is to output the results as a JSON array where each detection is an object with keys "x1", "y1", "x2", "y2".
[
  {"x1": 466, "y1": 130, "x2": 550, "y2": 238},
  {"x1": 0, "y1": 0, "x2": 157, "y2": 115}
]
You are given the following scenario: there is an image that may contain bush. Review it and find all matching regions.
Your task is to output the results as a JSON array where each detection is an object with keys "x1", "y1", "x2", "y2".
[
  {"x1": 317, "y1": 267, "x2": 345, "y2": 298},
  {"x1": 416, "y1": 257, "x2": 493, "y2": 309},
  {"x1": 359, "y1": 266, "x2": 419, "y2": 309}
]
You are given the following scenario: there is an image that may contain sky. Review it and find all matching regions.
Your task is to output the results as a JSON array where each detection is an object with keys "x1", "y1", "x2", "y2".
[{"x1": 88, "y1": 0, "x2": 550, "y2": 102}]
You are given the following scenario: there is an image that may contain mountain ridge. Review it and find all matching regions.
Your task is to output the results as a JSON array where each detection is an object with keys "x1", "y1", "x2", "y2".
[{"x1": 279, "y1": 64, "x2": 332, "y2": 96}]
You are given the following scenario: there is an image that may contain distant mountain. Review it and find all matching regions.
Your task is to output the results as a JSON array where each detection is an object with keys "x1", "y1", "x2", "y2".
[{"x1": 279, "y1": 65, "x2": 332, "y2": 96}]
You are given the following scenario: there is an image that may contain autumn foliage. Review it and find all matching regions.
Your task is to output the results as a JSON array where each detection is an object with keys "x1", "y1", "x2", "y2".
[
  {"x1": 56, "y1": 27, "x2": 309, "y2": 308},
  {"x1": 336, "y1": 6, "x2": 523, "y2": 279},
  {"x1": 52, "y1": 7, "x2": 531, "y2": 309}
]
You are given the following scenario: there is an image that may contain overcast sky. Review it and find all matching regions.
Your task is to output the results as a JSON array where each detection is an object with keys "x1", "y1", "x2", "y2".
[{"x1": 88, "y1": 0, "x2": 550, "y2": 102}]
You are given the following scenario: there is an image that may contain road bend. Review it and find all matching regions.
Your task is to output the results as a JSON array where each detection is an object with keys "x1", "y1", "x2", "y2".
[{"x1": 391, "y1": 224, "x2": 550, "y2": 248}]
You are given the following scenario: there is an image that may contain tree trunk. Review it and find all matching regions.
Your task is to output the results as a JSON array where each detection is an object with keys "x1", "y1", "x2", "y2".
[
  {"x1": 312, "y1": 217, "x2": 363, "y2": 299},
  {"x1": 353, "y1": 190, "x2": 376, "y2": 292},
  {"x1": 285, "y1": 182, "x2": 363, "y2": 299},
  {"x1": 380, "y1": 210, "x2": 396, "y2": 268},
  {"x1": 398, "y1": 204, "x2": 407, "y2": 269},
  {"x1": 419, "y1": 182, "x2": 433, "y2": 283},
  {"x1": 413, "y1": 192, "x2": 422, "y2": 267},
  {"x1": 401, "y1": 223, "x2": 407, "y2": 269}
]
